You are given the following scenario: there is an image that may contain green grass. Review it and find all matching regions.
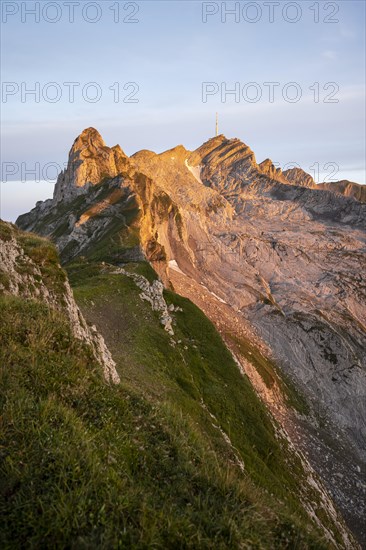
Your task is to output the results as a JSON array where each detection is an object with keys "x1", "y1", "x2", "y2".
[
  {"x1": 223, "y1": 332, "x2": 310, "y2": 416},
  {"x1": 0, "y1": 270, "x2": 10, "y2": 290},
  {"x1": 0, "y1": 221, "x2": 13, "y2": 241},
  {"x1": 68, "y1": 262, "x2": 342, "y2": 545},
  {"x1": 0, "y1": 295, "x2": 330, "y2": 549},
  {"x1": 86, "y1": 220, "x2": 141, "y2": 264},
  {"x1": 123, "y1": 261, "x2": 158, "y2": 282}
]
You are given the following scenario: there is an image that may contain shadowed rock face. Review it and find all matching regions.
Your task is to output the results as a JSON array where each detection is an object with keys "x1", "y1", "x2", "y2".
[{"x1": 16, "y1": 129, "x2": 366, "y2": 545}]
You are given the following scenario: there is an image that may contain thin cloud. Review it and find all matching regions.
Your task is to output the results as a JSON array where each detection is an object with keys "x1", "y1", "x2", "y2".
[
  {"x1": 322, "y1": 50, "x2": 337, "y2": 60},
  {"x1": 340, "y1": 28, "x2": 356, "y2": 39}
]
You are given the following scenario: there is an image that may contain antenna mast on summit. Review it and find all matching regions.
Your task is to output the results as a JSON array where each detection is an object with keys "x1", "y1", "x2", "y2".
[{"x1": 215, "y1": 112, "x2": 219, "y2": 136}]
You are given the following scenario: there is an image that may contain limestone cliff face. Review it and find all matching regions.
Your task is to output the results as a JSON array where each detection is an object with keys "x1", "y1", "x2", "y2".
[
  {"x1": 16, "y1": 129, "x2": 366, "y2": 545},
  {"x1": 53, "y1": 127, "x2": 129, "y2": 202},
  {"x1": 131, "y1": 143, "x2": 234, "y2": 279}
]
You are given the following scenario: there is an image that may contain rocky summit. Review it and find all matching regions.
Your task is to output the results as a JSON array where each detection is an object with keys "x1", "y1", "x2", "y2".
[
  {"x1": 53, "y1": 127, "x2": 129, "y2": 202},
  {"x1": 13, "y1": 127, "x2": 366, "y2": 547}
]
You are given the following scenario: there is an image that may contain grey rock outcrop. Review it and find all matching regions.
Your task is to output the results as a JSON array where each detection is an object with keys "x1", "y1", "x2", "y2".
[{"x1": 111, "y1": 267, "x2": 175, "y2": 335}]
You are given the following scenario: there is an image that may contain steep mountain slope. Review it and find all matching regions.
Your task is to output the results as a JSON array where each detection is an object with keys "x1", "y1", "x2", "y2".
[
  {"x1": 16, "y1": 128, "x2": 366, "y2": 545},
  {"x1": 1, "y1": 220, "x2": 352, "y2": 548}
]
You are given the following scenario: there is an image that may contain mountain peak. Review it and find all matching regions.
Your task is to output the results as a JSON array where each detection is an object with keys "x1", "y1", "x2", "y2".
[
  {"x1": 258, "y1": 158, "x2": 288, "y2": 183},
  {"x1": 53, "y1": 128, "x2": 128, "y2": 202},
  {"x1": 159, "y1": 144, "x2": 190, "y2": 161},
  {"x1": 71, "y1": 127, "x2": 106, "y2": 151},
  {"x1": 188, "y1": 135, "x2": 246, "y2": 167},
  {"x1": 283, "y1": 167, "x2": 316, "y2": 188},
  {"x1": 81, "y1": 126, "x2": 101, "y2": 135},
  {"x1": 79, "y1": 126, "x2": 104, "y2": 139}
]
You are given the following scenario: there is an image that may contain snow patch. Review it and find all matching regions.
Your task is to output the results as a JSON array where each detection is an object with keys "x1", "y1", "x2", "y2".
[
  {"x1": 199, "y1": 282, "x2": 227, "y2": 304},
  {"x1": 168, "y1": 259, "x2": 185, "y2": 275},
  {"x1": 185, "y1": 159, "x2": 203, "y2": 184},
  {"x1": 209, "y1": 291, "x2": 227, "y2": 304}
]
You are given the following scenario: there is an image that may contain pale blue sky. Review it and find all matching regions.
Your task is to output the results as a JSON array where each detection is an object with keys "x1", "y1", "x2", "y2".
[{"x1": 1, "y1": 0, "x2": 365, "y2": 221}]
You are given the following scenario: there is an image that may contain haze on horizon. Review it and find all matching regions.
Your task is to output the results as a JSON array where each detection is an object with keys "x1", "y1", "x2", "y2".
[{"x1": 1, "y1": 0, "x2": 365, "y2": 221}]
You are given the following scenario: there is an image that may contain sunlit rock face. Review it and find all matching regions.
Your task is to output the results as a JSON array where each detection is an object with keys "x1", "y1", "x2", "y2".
[
  {"x1": 135, "y1": 135, "x2": 366, "y2": 455},
  {"x1": 17, "y1": 129, "x2": 366, "y2": 544},
  {"x1": 259, "y1": 158, "x2": 288, "y2": 183},
  {"x1": 283, "y1": 167, "x2": 316, "y2": 188},
  {"x1": 317, "y1": 180, "x2": 366, "y2": 203},
  {"x1": 53, "y1": 127, "x2": 129, "y2": 202},
  {"x1": 283, "y1": 168, "x2": 366, "y2": 203}
]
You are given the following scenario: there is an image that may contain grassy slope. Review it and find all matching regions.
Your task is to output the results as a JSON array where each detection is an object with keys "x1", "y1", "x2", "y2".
[
  {"x1": 0, "y1": 221, "x2": 337, "y2": 548},
  {"x1": 68, "y1": 260, "x2": 338, "y2": 546},
  {"x1": 0, "y1": 292, "x2": 330, "y2": 549}
]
